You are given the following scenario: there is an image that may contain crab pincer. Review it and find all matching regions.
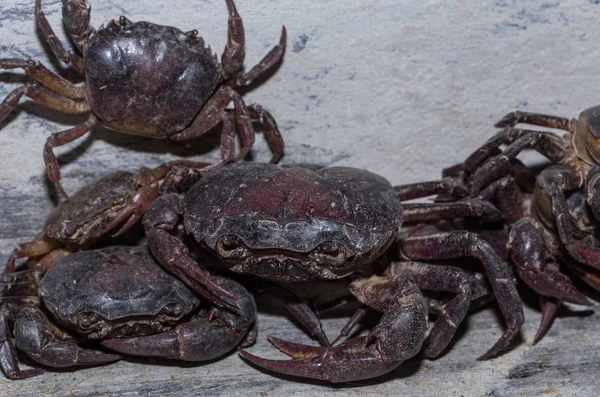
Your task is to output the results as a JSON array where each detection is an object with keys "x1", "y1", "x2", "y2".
[{"x1": 239, "y1": 276, "x2": 428, "y2": 383}]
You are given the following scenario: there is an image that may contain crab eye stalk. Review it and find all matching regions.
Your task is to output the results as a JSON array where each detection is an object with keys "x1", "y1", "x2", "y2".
[
  {"x1": 119, "y1": 16, "x2": 133, "y2": 26},
  {"x1": 216, "y1": 235, "x2": 245, "y2": 257},
  {"x1": 185, "y1": 29, "x2": 199, "y2": 40}
]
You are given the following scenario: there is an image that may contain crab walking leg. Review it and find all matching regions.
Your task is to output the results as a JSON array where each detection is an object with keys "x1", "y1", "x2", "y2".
[
  {"x1": 398, "y1": 231, "x2": 524, "y2": 360},
  {"x1": 0, "y1": 82, "x2": 89, "y2": 128},
  {"x1": 552, "y1": 176, "x2": 600, "y2": 275},
  {"x1": 468, "y1": 129, "x2": 567, "y2": 195},
  {"x1": 12, "y1": 307, "x2": 120, "y2": 370},
  {"x1": 61, "y1": 0, "x2": 96, "y2": 49},
  {"x1": 102, "y1": 278, "x2": 257, "y2": 360},
  {"x1": 143, "y1": 194, "x2": 241, "y2": 310},
  {"x1": 3, "y1": 233, "x2": 64, "y2": 274},
  {"x1": 239, "y1": 276, "x2": 428, "y2": 383},
  {"x1": 231, "y1": 26, "x2": 287, "y2": 87},
  {"x1": 494, "y1": 110, "x2": 575, "y2": 130},
  {"x1": 170, "y1": 86, "x2": 254, "y2": 165},
  {"x1": 43, "y1": 115, "x2": 99, "y2": 198},
  {"x1": 221, "y1": 0, "x2": 246, "y2": 77},
  {"x1": 0, "y1": 312, "x2": 46, "y2": 379},
  {"x1": 394, "y1": 177, "x2": 468, "y2": 201},
  {"x1": 248, "y1": 104, "x2": 285, "y2": 164},
  {"x1": 386, "y1": 261, "x2": 474, "y2": 358},
  {"x1": 35, "y1": 0, "x2": 85, "y2": 72},
  {"x1": 0, "y1": 59, "x2": 86, "y2": 99},
  {"x1": 402, "y1": 199, "x2": 503, "y2": 224},
  {"x1": 260, "y1": 282, "x2": 332, "y2": 347}
]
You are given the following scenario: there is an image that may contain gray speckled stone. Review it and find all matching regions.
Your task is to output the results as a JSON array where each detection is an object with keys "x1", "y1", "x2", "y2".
[{"x1": 1, "y1": 0, "x2": 599, "y2": 395}]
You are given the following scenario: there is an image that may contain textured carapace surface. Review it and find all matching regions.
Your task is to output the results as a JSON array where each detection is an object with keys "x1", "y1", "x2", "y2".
[
  {"x1": 44, "y1": 171, "x2": 144, "y2": 244},
  {"x1": 39, "y1": 246, "x2": 200, "y2": 339},
  {"x1": 84, "y1": 21, "x2": 220, "y2": 136},
  {"x1": 182, "y1": 162, "x2": 403, "y2": 280}
]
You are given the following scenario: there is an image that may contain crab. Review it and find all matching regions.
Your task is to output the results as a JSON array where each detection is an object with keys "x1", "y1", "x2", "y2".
[
  {"x1": 445, "y1": 108, "x2": 600, "y2": 341},
  {"x1": 0, "y1": 0, "x2": 286, "y2": 197},
  {"x1": 0, "y1": 245, "x2": 257, "y2": 379},
  {"x1": 140, "y1": 162, "x2": 524, "y2": 382},
  {"x1": 5, "y1": 160, "x2": 209, "y2": 275}
]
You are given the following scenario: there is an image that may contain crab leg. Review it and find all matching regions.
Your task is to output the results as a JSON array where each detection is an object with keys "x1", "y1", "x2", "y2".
[
  {"x1": 102, "y1": 278, "x2": 256, "y2": 361},
  {"x1": 494, "y1": 111, "x2": 574, "y2": 130},
  {"x1": 11, "y1": 307, "x2": 120, "y2": 370},
  {"x1": 394, "y1": 177, "x2": 467, "y2": 201},
  {"x1": 44, "y1": 115, "x2": 99, "y2": 198},
  {"x1": 467, "y1": 129, "x2": 567, "y2": 194},
  {"x1": 0, "y1": 59, "x2": 86, "y2": 99},
  {"x1": 402, "y1": 198, "x2": 503, "y2": 224},
  {"x1": 221, "y1": 0, "x2": 246, "y2": 77},
  {"x1": 239, "y1": 276, "x2": 428, "y2": 383},
  {"x1": 143, "y1": 194, "x2": 241, "y2": 310},
  {"x1": 248, "y1": 104, "x2": 285, "y2": 164},
  {"x1": 35, "y1": 0, "x2": 84, "y2": 72},
  {"x1": 387, "y1": 261, "x2": 475, "y2": 358},
  {"x1": 231, "y1": 26, "x2": 287, "y2": 87},
  {"x1": 0, "y1": 82, "x2": 89, "y2": 130},
  {"x1": 170, "y1": 86, "x2": 254, "y2": 165},
  {"x1": 398, "y1": 230, "x2": 524, "y2": 360}
]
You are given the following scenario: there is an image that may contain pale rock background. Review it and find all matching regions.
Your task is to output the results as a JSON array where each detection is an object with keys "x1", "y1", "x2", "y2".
[{"x1": 1, "y1": 0, "x2": 600, "y2": 395}]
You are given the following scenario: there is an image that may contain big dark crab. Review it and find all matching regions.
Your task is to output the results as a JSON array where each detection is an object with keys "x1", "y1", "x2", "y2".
[
  {"x1": 0, "y1": 0, "x2": 286, "y2": 197},
  {"x1": 140, "y1": 162, "x2": 524, "y2": 382},
  {"x1": 0, "y1": 246, "x2": 256, "y2": 379}
]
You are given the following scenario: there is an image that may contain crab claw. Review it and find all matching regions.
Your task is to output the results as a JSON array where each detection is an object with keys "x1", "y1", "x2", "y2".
[
  {"x1": 101, "y1": 278, "x2": 256, "y2": 361},
  {"x1": 240, "y1": 276, "x2": 428, "y2": 383}
]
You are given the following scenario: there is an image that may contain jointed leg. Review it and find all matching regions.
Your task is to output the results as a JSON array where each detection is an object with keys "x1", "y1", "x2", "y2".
[
  {"x1": 387, "y1": 261, "x2": 474, "y2": 358},
  {"x1": 468, "y1": 129, "x2": 567, "y2": 194},
  {"x1": 44, "y1": 115, "x2": 99, "y2": 198},
  {"x1": 35, "y1": 0, "x2": 84, "y2": 72},
  {"x1": 249, "y1": 104, "x2": 284, "y2": 163},
  {"x1": 221, "y1": 0, "x2": 245, "y2": 77},
  {"x1": 229, "y1": 27, "x2": 287, "y2": 87},
  {"x1": 0, "y1": 59, "x2": 86, "y2": 99},
  {"x1": 495, "y1": 110, "x2": 574, "y2": 131},
  {"x1": 398, "y1": 231, "x2": 524, "y2": 360}
]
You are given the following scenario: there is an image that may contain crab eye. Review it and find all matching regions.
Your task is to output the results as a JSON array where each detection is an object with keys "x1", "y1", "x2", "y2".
[
  {"x1": 217, "y1": 235, "x2": 244, "y2": 254},
  {"x1": 162, "y1": 303, "x2": 184, "y2": 317},
  {"x1": 78, "y1": 312, "x2": 101, "y2": 328},
  {"x1": 317, "y1": 241, "x2": 346, "y2": 262}
]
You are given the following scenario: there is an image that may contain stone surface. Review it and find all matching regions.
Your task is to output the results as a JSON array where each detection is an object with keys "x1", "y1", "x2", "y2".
[{"x1": 1, "y1": 0, "x2": 600, "y2": 395}]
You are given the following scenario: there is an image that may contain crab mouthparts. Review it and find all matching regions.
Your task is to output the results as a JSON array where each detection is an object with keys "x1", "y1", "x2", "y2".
[{"x1": 230, "y1": 256, "x2": 339, "y2": 282}]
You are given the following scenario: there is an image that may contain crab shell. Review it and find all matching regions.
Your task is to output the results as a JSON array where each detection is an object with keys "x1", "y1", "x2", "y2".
[
  {"x1": 44, "y1": 171, "x2": 142, "y2": 245},
  {"x1": 183, "y1": 163, "x2": 404, "y2": 281},
  {"x1": 39, "y1": 246, "x2": 200, "y2": 339},
  {"x1": 84, "y1": 20, "x2": 221, "y2": 136}
]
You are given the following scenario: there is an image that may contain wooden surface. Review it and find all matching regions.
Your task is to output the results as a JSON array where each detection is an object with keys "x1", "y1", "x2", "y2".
[{"x1": 2, "y1": 0, "x2": 600, "y2": 395}]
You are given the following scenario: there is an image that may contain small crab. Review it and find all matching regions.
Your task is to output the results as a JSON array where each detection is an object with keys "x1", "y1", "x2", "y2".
[
  {"x1": 0, "y1": 0, "x2": 286, "y2": 197},
  {"x1": 5, "y1": 160, "x2": 208, "y2": 275},
  {"x1": 0, "y1": 246, "x2": 257, "y2": 379},
  {"x1": 141, "y1": 162, "x2": 523, "y2": 382}
]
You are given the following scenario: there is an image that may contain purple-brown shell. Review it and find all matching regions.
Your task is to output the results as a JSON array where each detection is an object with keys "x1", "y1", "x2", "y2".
[
  {"x1": 182, "y1": 163, "x2": 403, "y2": 280},
  {"x1": 44, "y1": 171, "x2": 140, "y2": 244},
  {"x1": 39, "y1": 246, "x2": 200, "y2": 339},
  {"x1": 84, "y1": 21, "x2": 221, "y2": 136}
]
